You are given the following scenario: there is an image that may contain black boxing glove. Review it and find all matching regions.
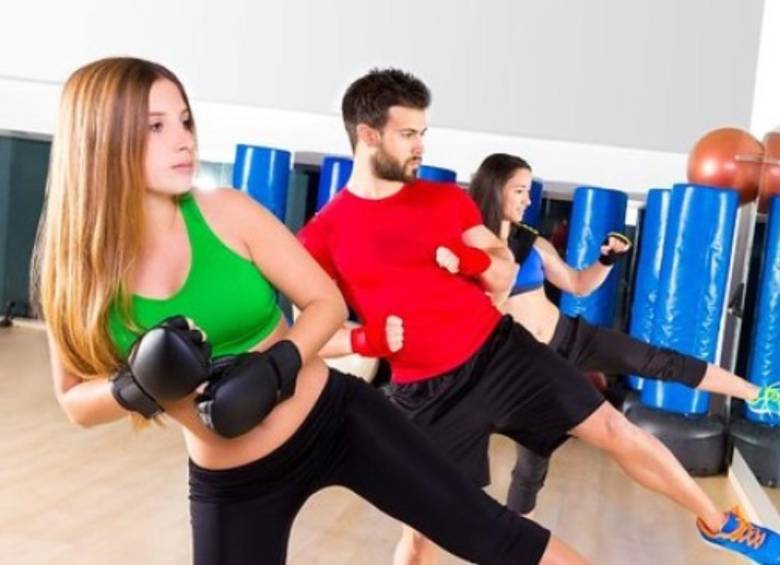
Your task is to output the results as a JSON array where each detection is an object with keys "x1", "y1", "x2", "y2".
[
  {"x1": 110, "y1": 316, "x2": 211, "y2": 418},
  {"x1": 195, "y1": 340, "x2": 302, "y2": 438},
  {"x1": 598, "y1": 232, "x2": 632, "y2": 266}
]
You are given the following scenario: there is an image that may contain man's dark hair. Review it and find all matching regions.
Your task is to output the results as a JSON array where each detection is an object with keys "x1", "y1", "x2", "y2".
[{"x1": 341, "y1": 68, "x2": 431, "y2": 149}]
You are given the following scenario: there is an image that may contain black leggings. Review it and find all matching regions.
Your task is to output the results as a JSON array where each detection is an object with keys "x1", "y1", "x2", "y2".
[
  {"x1": 507, "y1": 314, "x2": 709, "y2": 514},
  {"x1": 190, "y1": 370, "x2": 550, "y2": 564}
]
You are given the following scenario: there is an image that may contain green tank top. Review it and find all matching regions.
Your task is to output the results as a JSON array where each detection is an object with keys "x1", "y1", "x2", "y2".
[{"x1": 108, "y1": 192, "x2": 282, "y2": 360}]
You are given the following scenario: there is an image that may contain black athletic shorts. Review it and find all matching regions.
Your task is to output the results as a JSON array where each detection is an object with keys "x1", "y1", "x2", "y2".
[{"x1": 387, "y1": 316, "x2": 606, "y2": 487}]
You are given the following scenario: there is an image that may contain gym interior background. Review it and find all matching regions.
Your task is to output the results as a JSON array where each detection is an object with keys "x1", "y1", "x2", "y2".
[{"x1": 2, "y1": 1, "x2": 780, "y2": 563}]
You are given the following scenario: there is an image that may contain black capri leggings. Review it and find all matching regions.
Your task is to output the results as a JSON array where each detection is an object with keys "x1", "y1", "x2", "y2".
[
  {"x1": 507, "y1": 314, "x2": 708, "y2": 514},
  {"x1": 190, "y1": 370, "x2": 550, "y2": 564}
]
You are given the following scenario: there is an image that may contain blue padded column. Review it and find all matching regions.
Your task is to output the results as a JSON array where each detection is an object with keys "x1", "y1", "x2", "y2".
[
  {"x1": 233, "y1": 145, "x2": 291, "y2": 221},
  {"x1": 522, "y1": 178, "x2": 544, "y2": 228},
  {"x1": 746, "y1": 195, "x2": 780, "y2": 425},
  {"x1": 627, "y1": 189, "x2": 671, "y2": 391},
  {"x1": 560, "y1": 187, "x2": 628, "y2": 326},
  {"x1": 640, "y1": 184, "x2": 738, "y2": 415},
  {"x1": 417, "y1": 164, "x2": 456, "y2": 183},
  {"x1": 316, "y1": 155, "x2": 353, "y2": 212}
]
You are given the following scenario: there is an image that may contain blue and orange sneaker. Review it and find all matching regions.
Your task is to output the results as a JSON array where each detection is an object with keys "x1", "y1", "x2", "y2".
[{"x1": 697, "y1": 507, "x2": 780, "y2": 564}]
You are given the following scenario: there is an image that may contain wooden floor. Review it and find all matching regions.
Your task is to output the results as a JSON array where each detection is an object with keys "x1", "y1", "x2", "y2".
[{"x1": 1, "y1": 325, "x2": 769, "y2": 564}]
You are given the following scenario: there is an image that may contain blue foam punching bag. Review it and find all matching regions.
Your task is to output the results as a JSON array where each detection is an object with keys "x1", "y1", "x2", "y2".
[
  {"x1": 316, "y1": 155, "x2": 353, "y2": 211},
  {"x1": 640, "y1": 184, "x2": 738, "y2": 415},
  {"x1": 233, "y1": 144, "x2": 291, "y2": 221},
  {"x1": 560, "y1": 187, "x2": 628, "y2": 327},
  {"x1": 627, "y1": 189, "x2": 671, "y2": 391}
]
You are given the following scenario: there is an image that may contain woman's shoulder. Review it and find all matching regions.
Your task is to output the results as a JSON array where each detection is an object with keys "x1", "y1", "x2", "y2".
[
  {"x1": 190, "y1": 187, "x2": 270, "y2": 225},
  {"x1": 191, "y1": 187, "x2": 251, "y2": 211},
  {"x1": 188, "y1": 188, "x2": 274, "y2": 250}
]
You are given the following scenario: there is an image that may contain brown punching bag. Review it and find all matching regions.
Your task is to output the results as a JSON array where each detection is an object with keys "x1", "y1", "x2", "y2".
[
  {"x1": 759, "y1": 130, "x2": 780, "y2": 213},
  {"x1": 687, "y1": 127, "x2": 764, "y2": 203}
]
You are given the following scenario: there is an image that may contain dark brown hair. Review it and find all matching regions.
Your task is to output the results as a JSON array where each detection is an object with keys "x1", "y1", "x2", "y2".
[
  {"x1": 341, "y1": 68, "x2": 430, "y2": 149},
  {"x1": 469, "y1": 153, "x2": 532, "y2": 234}
]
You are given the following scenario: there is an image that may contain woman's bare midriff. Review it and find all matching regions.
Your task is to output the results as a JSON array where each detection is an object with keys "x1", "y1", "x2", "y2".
[
  {"x1": 502, "y1": 287, "x2": 561, "y2": 345},
  {"x1": 166, "y1": 317, "x2": 329, "y2": 470}
]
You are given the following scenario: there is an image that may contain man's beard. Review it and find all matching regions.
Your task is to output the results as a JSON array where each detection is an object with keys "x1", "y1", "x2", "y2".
[{"x1": 371, "y1": 147, "x2": 420, "y2": 183}]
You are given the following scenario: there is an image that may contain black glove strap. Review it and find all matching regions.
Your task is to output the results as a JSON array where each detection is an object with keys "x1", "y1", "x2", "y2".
[
  {"x1": 267, "y1": 340, "x2": 302, "y2": 402},
  {"x1": 598, "y1": 253, "x2": 619, "y2": 266},
  {"x1": 598, "y1": 232, "x2": 631, "y2": 266},
  {"x1": 508, "y1": 223, "x2": 539, "y2": 265},
  {"x1": 209, "y1": 355, "x2": 242, "y2": 381},
  {"x1": 110, "y1": 367, "x2": 163, "y2": 418}
]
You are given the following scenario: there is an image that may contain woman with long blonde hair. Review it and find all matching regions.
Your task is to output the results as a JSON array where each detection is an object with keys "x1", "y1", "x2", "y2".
[{"x1": 33, "y1": 57, "x2": 589, "y2": 564}]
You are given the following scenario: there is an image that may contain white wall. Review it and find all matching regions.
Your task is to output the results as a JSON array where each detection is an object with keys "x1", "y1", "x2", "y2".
[
  {"x1": 751, "y1": 0, "x2": 780, "y2": 137},
  {"x1": 0, "y1": 0, "x2": 769, "y2": 191},
  {"x1": 0, "y1": 74, "x2": 687, "y2": 191}
]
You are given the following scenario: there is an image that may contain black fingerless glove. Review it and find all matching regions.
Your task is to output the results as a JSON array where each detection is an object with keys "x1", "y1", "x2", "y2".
[{"x1": 598, "y1": 232, "x2": 632, "y2": 266}]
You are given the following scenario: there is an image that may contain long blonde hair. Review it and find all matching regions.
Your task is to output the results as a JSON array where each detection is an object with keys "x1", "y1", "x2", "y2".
[{"x1": 32, "y1": 57, "x2": 195, "y2": 380}]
